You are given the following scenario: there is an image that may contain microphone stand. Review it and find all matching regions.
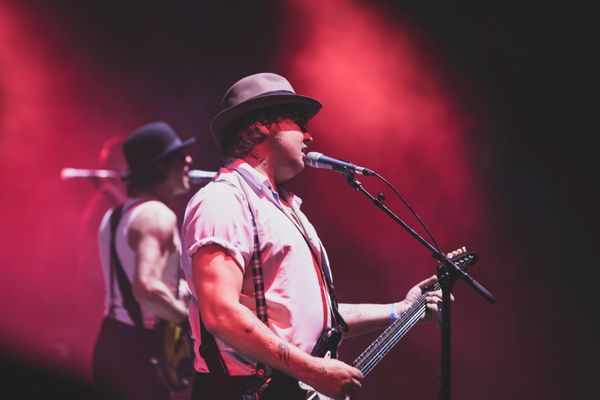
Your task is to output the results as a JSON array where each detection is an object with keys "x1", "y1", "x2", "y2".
[{"x1": 342, "y1": 172, "x2": 495, "y2": 400}]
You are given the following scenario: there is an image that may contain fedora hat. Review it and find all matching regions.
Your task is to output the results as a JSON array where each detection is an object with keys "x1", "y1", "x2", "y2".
[
  {"x1": 121, "y1": 121, "x2": 195, "y2": 179},
  {"x1": 210, "y1": 72, "x2": 322, "y2": 147}
]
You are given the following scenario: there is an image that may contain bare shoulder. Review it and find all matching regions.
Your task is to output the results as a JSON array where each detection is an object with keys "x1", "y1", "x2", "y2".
[{"x1": 128, "y1": 200, "x2": 177, "y2": 239}]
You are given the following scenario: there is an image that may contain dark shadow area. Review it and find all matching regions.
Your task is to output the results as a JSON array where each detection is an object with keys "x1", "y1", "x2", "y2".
[{"x1": 0, "y1": 349, "x2": 106, "y2": 399}]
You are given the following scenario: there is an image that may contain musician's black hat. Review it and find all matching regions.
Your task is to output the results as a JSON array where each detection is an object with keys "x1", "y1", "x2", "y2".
[{"x1": 121, "y1": 121, "x2": 195, "y2": 180}]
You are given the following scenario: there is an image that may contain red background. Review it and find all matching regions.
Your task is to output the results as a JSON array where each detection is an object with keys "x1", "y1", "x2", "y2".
[{"x1": 1, "y1": 1, "x2": 597, "y2": 398}]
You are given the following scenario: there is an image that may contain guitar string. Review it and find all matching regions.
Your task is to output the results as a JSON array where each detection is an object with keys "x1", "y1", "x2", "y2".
[
  {"x1": 354, "y1": 254, "x2": 474, "y2": 375},
  {"x1": 302, "y1": 297, "x2": 429, "y2": 399},
  {"x1": 356, "y1": 254, "x2": 474, "y2": 374},
  {"x1": 360, "y1": 306, "x2": 424, "y2": 375},
  {"x1": 304, "y1": 253, "x2": 473, "y2": 397},
  {"x1": 355, "y1": 293, "x2": 429, "y2": 375},
  {"x1": 353, "y1": 282, "x2": 437, "y2": 371}
]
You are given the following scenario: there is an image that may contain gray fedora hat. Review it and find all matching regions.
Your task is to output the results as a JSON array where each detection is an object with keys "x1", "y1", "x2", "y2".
[
  {"x1": 122, "y1": 121, "x2": 195, "y2": 180},
  {"x1": 210, "y1": 72, "x2": 322, "y2": 147}
]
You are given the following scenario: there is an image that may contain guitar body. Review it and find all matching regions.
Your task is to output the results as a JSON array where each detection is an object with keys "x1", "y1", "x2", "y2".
[{"x1": 151, "y1": 319, "x2": 195, "y2": 393}]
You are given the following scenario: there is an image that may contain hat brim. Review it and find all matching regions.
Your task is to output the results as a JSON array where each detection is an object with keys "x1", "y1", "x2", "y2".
[
  {"x1": 210, "y1": 93, "x2": 322, "y2": 147},
  {"x1": 121, "y1": 137, "x2": 196, "y2": 180}
]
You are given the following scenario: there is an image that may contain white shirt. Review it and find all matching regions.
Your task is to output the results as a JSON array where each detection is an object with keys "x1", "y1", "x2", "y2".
[{"x1": 181, "y1": 159, "x2": 333, "y2": 375}]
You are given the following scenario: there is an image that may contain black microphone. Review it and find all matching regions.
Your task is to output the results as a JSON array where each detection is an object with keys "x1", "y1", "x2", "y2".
[
  {"x1": 304, "y1": 152, "x2": 375, "y2": 176},
  {"x1": 187, "y1": 169, "x2": 217, "y2": 185}
]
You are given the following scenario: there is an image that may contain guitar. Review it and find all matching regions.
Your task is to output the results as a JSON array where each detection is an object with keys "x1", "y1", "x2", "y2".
[
  {"x1": 150, "y1": 319, "x2": 195, "y2": 393},
  {"x1": 297, "y1": 248, "x2": 478, "y2": 400}
]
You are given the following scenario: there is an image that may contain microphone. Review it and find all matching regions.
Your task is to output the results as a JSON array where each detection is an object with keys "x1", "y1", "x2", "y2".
[
  {"x1": 61, "y1": 168, "x2": 119, "y2": 180},
  {"x1": 304, "y1": 152, "x2": 375, "y2": 176},
  {"x1": 61, "y1": 168, "x2": 217, "y2": 185},
  {"x1": 187, "y1": 169, "x2": 217, "y2": 185}
]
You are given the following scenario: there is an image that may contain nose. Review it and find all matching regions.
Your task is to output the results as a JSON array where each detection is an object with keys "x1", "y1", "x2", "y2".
[{"x1": 303, "y1": 132, "x2": 313, "y2": 144}]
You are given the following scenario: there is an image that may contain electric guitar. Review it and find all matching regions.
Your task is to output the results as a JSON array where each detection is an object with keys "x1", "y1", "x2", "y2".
[
  {"x1": 150, "y1": 319, "x2": 195, "y2": 393},
  {"x1": 297, "y1": 248, "x2": 478, "y2": 400}
]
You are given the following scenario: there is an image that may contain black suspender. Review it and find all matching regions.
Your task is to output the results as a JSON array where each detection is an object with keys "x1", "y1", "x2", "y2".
[
  {"x1": 198, "y1": 201, "x2": 270, "y2": 379},
  {"x1": 108, "y1": 203, "x2": 144, "y2": 328},
  {"x1": 199, "y1": 179, "x2": 347, "y2": 381}
]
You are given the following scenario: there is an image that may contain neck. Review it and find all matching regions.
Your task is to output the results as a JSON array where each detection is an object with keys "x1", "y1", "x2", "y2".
[
  {"x1": 129, "y1": 185, "x2": 171, "y2": 204},
  {"x1": 241, "y1": 152, "x2": 278, "y2": 189}
]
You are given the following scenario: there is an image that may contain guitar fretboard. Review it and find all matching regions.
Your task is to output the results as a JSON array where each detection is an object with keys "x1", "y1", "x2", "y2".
[{"x1": 352, "y1": 253, "x2": 477, "y2": 376}]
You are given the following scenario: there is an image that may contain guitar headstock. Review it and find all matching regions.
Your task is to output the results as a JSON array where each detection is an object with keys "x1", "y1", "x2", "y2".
[{"x1": 445, "y1": 246, "x2": 478, "y2": 272}]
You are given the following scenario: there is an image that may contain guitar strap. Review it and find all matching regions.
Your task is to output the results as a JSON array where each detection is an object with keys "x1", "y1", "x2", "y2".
[
  {"x1": 317, "y1": 242, "x2": 348, "y2": 333},
  {"x1": 108, "y1": 203, "x2": 144, "y2": 328},
  {"x1": 280, "y1": 200, "x2": 348, "y2": 333}
]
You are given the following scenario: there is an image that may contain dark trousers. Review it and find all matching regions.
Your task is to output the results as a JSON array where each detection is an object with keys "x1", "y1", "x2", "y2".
[
  {"x1": 92, "y1": 317, "x2": 171, "y2": 400},
  {"x1": 191, "y1": 370, "x2": 305, "y2": 400}
]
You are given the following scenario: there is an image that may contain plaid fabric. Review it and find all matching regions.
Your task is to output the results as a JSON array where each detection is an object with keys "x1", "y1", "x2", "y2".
[
  {"x1": 248, "y1": 210, "x2": 268, "y2": 378},
  {"x1": 250, "y1": 215, "x2": 268, "y2": 324}
]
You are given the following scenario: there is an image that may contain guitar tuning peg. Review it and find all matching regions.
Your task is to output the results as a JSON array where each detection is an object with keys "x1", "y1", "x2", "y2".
[{"x1": 462, "y1": 246, "x2": 467, "y2": 252}]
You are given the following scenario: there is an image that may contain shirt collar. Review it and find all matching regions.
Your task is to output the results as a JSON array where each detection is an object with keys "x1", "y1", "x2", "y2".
[{"x1": 223, "y1": 158, "x2": 303, "y2": 208}]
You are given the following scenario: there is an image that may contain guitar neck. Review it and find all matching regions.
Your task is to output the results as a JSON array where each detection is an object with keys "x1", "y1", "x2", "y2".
[
  {"x1": 351, "y1": 251, "x2": 477, "y2": 377},
  {"x1": 352, "y1": 285, "x2": 435, "y2": 376}
]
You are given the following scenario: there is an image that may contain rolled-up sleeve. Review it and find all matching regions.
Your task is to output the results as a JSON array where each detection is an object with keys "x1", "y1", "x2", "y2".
[{"x1": 182, "y1": 182, "x2": 253, "y2": 273}]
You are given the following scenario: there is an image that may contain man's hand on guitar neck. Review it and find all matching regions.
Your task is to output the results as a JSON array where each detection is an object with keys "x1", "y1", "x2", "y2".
[
  {"x1": 395, "y1": 247, "x2": 466, "y2": 325},
  {"x1": 397, "y1": 274, "x2": 452, "y2": 325}
]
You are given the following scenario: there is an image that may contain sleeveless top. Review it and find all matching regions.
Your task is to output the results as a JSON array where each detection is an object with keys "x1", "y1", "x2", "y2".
[{"x1": 98, "y1": 198, "x2": 181, "y2": 329}]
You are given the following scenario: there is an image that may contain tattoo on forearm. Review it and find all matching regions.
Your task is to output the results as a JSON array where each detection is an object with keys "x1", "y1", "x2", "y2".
[
  {"x1": 343, "y1": 304, "x2": 362, "y2": 319},
  {"x1": 304, "y1": 359, "x2": 328, "y2": 376},
  {"x1": 245, "y1": 320, "x2": 258, "y2": 334},
  {"x1": 278, "y1": 341, "x2": 291, "y2": 365},
  {"x1": 243, "y1": 309, "x2": 270, "y2": 334}
]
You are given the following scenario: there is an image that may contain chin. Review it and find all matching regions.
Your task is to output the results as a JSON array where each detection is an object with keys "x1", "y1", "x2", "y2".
[{"x1": 174, "y1": 180, "x2": 190, "y2": 196}]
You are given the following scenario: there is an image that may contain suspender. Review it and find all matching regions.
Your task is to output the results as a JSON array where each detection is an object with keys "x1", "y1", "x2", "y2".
[
  {"x1": 247, "y1": 207, "x2": 270, "y2": 377},
  {"x1": 108, "y1": 204, "x2": 144, "y2": 328},
  {"x1": 198, "y1": 201, "x2": 270, "y2": 379},
  {"x1": 199, "y1": 178, "x2": 347, "y2": 381}
]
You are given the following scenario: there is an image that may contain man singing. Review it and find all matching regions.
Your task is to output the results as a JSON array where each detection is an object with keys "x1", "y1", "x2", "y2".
[{"x1": 181, "y1": 72, "x2": 448, "y2": 399}]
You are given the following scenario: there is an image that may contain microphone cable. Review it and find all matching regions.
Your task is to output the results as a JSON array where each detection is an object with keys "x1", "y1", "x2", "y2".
[{"x1": 370, "y1": 170, "x2": 442, "y2": 254}]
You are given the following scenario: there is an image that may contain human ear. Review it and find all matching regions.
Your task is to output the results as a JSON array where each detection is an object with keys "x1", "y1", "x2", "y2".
[{"x1": 254, "y1": 121, "x2": 271, "y2": 136}]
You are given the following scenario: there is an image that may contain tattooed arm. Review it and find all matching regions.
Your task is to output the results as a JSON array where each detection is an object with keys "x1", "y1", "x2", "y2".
[
  {"x1": 191, "y1": 244, "x2": 363, "y2": 399},
  {"x1": 339, "y1": 275, "x2": 452, "y2": 337},
  {"x1": 338, "y1": 303, "x2": 398, "y2": 337}
]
